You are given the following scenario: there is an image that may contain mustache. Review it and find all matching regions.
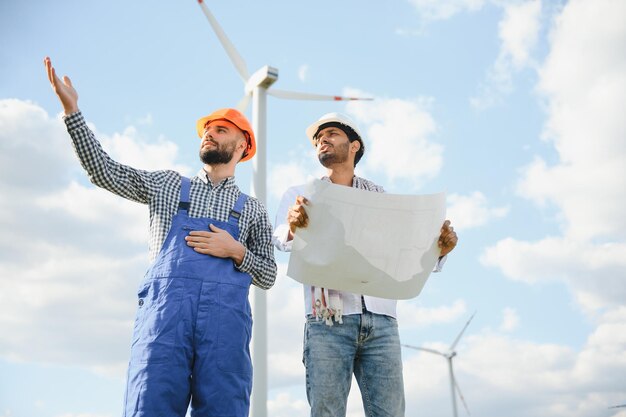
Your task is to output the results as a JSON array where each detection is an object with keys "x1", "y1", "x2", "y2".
[{"x1": 202, "y1": 139, "x2": 219, "y2": 147}]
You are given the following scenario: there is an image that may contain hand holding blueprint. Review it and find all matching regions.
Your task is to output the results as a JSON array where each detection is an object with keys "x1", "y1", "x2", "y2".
[{"x1": 287, "y1": 179, "x2": 446, "y2": 300}]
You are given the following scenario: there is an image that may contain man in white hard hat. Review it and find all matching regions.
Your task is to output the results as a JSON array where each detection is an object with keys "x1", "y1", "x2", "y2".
[{"x1": 273, "y1": 112, "x2": 458, "y2": 417}]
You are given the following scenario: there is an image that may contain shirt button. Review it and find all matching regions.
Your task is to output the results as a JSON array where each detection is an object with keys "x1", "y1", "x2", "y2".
[{"x1": 138, "y1": 299, "x2": 144, "y2": 307}]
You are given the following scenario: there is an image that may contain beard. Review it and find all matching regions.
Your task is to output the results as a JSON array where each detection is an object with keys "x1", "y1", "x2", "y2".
[
  {"x1": 318, "y1": 141, "x2": 349, "y2": 167},
  {"x1": 199, "y1": 141, "x2": 237, "y2": 165}
]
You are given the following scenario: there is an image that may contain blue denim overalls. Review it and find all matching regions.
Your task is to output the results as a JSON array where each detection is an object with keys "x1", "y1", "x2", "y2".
[{"x1": 124, "y1": 176, "x2": 253, "y2": 417}]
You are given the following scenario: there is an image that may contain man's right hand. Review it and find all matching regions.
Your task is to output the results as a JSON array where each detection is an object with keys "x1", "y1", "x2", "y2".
[
  {"x1": 287, "y1": 195, "x2": 309, "y2": 239},
  {"x1": 44, "y1": 57, "x2": 79, "y2": 115}
]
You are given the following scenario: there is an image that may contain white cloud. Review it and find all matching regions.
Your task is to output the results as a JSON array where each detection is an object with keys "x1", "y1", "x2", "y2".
[
  {"x1": 400, "y1": 307, "x2": 626, "y2": 417},
  {"x1": 297, "y1": 64, "x2": 309, "y2": 82},
  {"x1": 270, "y1": 90, "x2": 444, "y2": 193},
  {"x1": 267, "y1": 263, "x2": 307, "y2": 387},
  {"x1": 99, "y1": 126, "x2": 190, "y2": 174},
  {"x1": 572, "y1": 307, "x2": 626, "y2": 387},
  {"x1": 268, "y1": 161, "x2": 308, "y2": 200},
  {"x1": 268, "y1": 392, "x2": 309, "y2": 417},
  {"x1": 37, "y1": 181, "x2": 147, "y2": 244},
  {"x1": 404, "y1": 0, "x2": 543, "y2": 108},
  {"x1": 136, "y1": 113, "x2": 153, "y2": 125},
  {"x1": 398, "y1": 299, "x2": 467, "y2": 328},
  {"x1": 344, "y1": 89, "x2": 443, "y2": 189},
  {"x1": 267, "y1": 145, "x2": 324, "y2": 201},
  {"x1": 500, "y1": 307, "x2": 519, "y2": 331},
  {"x1": 499, "y1": 0, "x2": 542, "y2": 69},
  {"x1": 0, "y1": 242, "x2": 144, "y2": 375},
  {"x1": 407, "y1": 0, "x2": 486, "y2": 20},
  {"x1": 0, "y1": 100, "x2": 191, "y2": 374},
  {"x1": 0, "y1": 99, "x2": 76, "y2": 193},
  {"x1": 482, "y1": 0, "x2": 626, "y2": 314},
  {"x1": 394, "y1": 27, "x2": 425, "y2": 37},
  {"x1": 521, "y1": 0, "x2": 626, "y2": 241},
  {"x1": 447, "y1": 191, "x2": 509, "y2": 230},
  {"x1": 471, "y1": 0, "x2": 542, "y2": 109},
  {"x1": 270, "y1": 90, "x2": 443, "y2": 193},
  {"x1": 517, "y1": 156, "x2": 626, "y2": 240},
  {"x1": 481, "y1": 237, "x2": 626, "y2": 311}
]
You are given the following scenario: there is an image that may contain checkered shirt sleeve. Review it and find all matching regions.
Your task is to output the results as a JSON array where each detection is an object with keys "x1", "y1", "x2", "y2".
[{"x1": 64, "y1": 111, "x2": 276, "y2": 289}]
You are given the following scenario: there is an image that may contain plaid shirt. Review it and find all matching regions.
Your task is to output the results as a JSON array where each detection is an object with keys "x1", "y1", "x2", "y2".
[{"x1": 64, "y1": 111, "x2": 276, "y2": 289}]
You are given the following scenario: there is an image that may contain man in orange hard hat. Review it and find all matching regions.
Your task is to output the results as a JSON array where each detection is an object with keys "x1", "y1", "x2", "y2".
[
  {"x1": 45, "y1": 56, "x2": 276, "y2": 417},
  {"x1": 273, "y1": 112, "x2": 458, "y2": 417}
]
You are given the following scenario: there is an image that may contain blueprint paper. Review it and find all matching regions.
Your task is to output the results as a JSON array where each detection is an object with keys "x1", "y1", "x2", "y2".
[{"x1": 287, "y1": 179, "x2": 446, "y2": 300}]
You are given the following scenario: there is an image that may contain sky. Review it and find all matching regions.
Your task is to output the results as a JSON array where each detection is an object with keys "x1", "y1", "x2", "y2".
[{"x1": 0, "y1": 0, "x2": 625, "y2": 416}]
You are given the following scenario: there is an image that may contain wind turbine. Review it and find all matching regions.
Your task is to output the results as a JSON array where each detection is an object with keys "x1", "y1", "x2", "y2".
[
  {"x1": 195, "y1": 2, "x2": 371, "y2": 416},
  {"x1": 403, "y1": 312, "x2": 476, "y2": 417}
]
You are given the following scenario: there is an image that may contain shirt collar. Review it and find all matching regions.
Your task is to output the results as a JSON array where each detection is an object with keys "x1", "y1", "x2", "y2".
[
  {"x1": 197, "y1": 168, "x2": 236, "y2": 189},
  {"x1": 321, "y1": 175, "x2": 358, "y2": 187}
]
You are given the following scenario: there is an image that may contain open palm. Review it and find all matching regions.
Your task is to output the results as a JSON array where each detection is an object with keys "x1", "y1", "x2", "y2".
[{"x1": 44, "y1": 56, "x2": 78, "y2": 115}]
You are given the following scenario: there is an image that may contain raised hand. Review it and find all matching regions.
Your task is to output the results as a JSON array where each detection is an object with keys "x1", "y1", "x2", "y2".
[{"x1": 44, "y1": 56, "x2": 78, "y2": 115}]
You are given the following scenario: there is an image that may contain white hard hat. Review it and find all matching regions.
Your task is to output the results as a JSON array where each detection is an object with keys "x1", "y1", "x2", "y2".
[{"x1": 305, "y1": 112, "x2": 363, "y2": 146}]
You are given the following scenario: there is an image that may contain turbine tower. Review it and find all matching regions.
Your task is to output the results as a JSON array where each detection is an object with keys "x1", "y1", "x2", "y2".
[
  {"x1": 403, "y1": 312, "x2": 476, "y2": 417},
  {"x1": 195, "y1": 2, "x2": 371, "y2": 416}
]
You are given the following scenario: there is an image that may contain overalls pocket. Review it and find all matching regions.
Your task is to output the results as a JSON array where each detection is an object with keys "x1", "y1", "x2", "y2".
[
  {"x1": 130, "y1": 278, "x2": 184, "y2": 363},
  {"x1": 131, "y1": 279, "x2": 151, "y2": 337},
  {"x1": 217, "y1": 283, "x2": 252, "y2": 374}
]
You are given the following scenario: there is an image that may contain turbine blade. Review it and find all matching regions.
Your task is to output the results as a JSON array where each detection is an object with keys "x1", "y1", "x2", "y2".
[
  {"x1": 268, "y1": 88, "x2": 373, "y2": 101},
  {"x1": 452, "y1": 371, "x2": 471, "y2": 416},
  {"x1": 236, "y1": 94, "x2": 251, "y2": 113},
  {"x1": 609, "y1": 404, "x2": 626, "y2": 409},
  {"x1": 197, "y1": 0, "x2": 249, "y2": 81},
  {"x1": 450, "y1": 311, "x2": 476, "y2": 351},
  {"x1": 401, "y1": 344, "x2": 445, "y2": 357}
]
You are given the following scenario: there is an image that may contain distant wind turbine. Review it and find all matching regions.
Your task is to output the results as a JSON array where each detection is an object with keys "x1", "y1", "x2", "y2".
[
  {"x1": 195, "y1": 2, "x2": 372, "y2": 417},
  {"x1": 403, "y1": 312, "x2": 476, "y2": 417}
]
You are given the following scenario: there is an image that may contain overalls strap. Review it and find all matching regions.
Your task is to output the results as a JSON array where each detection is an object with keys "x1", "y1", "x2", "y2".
[
  {"x1": 177, "y1": 176, "x2": 191, "y2": 214},
  {"x1": 228, "y1": 192, "x2": 249, "y2": 225}
]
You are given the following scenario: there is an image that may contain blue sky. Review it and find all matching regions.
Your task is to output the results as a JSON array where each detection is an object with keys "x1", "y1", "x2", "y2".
[{"x1": 1, "y1": 0, "x2": 625, "y2": 416}]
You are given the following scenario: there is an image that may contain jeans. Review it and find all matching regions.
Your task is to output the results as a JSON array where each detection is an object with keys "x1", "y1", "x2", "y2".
[{"x1": 303, "y1": 311, "x2": 405, "y2": 417}]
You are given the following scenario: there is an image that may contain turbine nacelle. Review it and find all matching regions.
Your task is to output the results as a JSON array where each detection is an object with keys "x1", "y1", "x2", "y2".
[{"x1": 245, "y1": 66, "x2": 279, "y2": 94}]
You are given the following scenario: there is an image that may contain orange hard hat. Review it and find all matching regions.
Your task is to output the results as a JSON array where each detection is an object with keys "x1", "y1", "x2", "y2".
[{"x1": 196, "y1": 108, "x2": 256, "y2": 162}]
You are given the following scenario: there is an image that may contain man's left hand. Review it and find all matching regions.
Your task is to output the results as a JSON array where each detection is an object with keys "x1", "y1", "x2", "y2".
[
  {"x1": 438, "y1": 220, "x2": 458, "y2": 257},
  {"x1": 185, "y1": 224, "x2": 246, "y2": 265}
]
